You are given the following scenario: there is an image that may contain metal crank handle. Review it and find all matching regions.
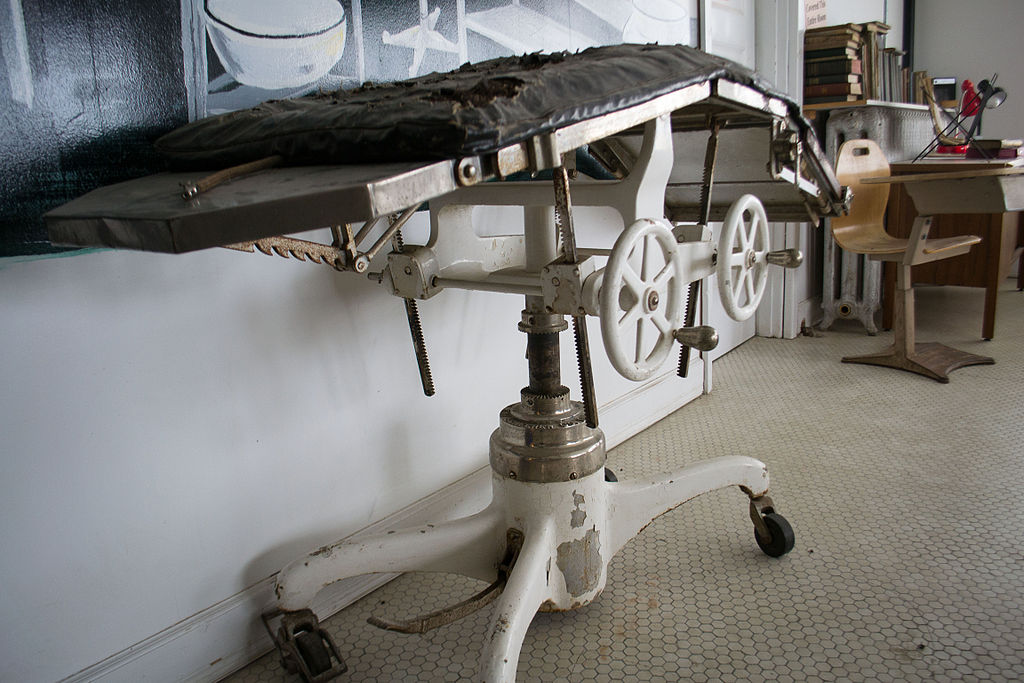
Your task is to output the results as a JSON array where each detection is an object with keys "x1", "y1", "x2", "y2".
[
  {"x1": 766, "y1": 249, "x2": 803, "y2": 268},
  {"x1": 673, "y1": 326, "x2": 719, "y2": 352}
]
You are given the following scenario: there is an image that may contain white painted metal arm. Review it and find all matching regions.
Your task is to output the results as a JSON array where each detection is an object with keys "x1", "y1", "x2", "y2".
[
  {"x1": 479, "y1": 518, "x2": 555, "y2": 683},
  {"x1": 605, "y1": 456, "x2": 769, "y2": 556},
  {"x1": 276, "y1": 503, "x2": 504, "y2": 611}
]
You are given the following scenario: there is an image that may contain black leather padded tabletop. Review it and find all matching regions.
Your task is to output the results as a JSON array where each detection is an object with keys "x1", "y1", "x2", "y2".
[
  {"x1": 47, "y1": 44, "x2": 842, "y2": 253},
  {"x1": 155, "y1": 43, "x2": 803, "y2": 168}
]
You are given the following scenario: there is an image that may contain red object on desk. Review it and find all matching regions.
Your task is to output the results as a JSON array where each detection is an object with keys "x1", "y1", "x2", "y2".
[{"x1": 960, "y1": 79, "x2": 980, "y2": 116}]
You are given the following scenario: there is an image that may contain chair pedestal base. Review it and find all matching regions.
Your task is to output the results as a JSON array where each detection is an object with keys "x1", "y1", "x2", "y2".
[{"x1": 842, "y1": 341, "x2": 994, "y2": 383}]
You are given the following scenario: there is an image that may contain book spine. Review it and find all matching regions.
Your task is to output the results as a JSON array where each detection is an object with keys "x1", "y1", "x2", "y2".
[
  {"x1": 803, "y1": 95, "x2": 860, "y2": 104},
  {"x1": 804, "y1": 58, "x2": 862, "y2": 76},
  {"x1": 804, "y1": 38, "x2": 859, "y2": 51},
  {"x1": 972, "y1": 139, "x2": 1023, "y2": 150},
  {"x1": 863, "y1": 31, "x2": 876, "y2": 99},
  {"x1": 804, "y1": 83, "x2": 863, "y2": 97},
  {"x1": 806, "y1": 22, "x2": 861, "y2": 36},
  {"x1": 805, "y1": 74, "x2": 861, "y2": 85},
  {"x1": 804, "y1": 32, "x2": 860, "y2": 40},
  {"x1": 805, "y1": 46, "x2": 858, "y2": 59}
]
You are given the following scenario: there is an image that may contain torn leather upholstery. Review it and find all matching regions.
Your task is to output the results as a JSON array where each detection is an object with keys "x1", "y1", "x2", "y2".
[{"x1": 156, "y1": 43, "x2": 805, "y2": 167}]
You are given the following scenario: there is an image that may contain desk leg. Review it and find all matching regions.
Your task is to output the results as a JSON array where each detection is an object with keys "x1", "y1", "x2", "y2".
[
  {"x1": 882, "y1": 262, "x2": 894, "y2": 331},
  {"x1": 983, "y1": 277, "x2": 998, "y2": 341},
  {"x1": 1018, "y1": 211, "x2": 1024, "y2": 291},
  {"x1": 982, "y1": 214, "x2": 1003, "y2": 340}
]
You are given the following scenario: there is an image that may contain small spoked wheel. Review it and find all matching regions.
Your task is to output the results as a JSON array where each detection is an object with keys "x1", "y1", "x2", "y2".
[
  {"x1": 294, "y1": 629, "x2": 333, "y2": 677},
  {"x1": 755, "y1": 512, "x2": 795, "y2": 558},
  {"x1": 600, "y1": 218, "x2": 685, "y2": 381},
  {"x1": 717, "y1": 194, "x2": 770, "y2": 321}
]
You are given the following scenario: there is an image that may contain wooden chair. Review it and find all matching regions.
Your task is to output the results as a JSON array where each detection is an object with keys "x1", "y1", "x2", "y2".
[{"x1": 830, "y1": 139, "x2": 994, "y2": 382}]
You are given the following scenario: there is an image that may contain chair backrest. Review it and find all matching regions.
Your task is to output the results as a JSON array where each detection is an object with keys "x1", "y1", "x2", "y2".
[{"x1": 830, "y1": 139, "x2": 892, "y2": 252}]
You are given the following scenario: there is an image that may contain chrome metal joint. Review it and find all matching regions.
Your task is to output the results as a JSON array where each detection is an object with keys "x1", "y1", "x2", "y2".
[
  {"x1": 456, "y1": 157, "x2": 482, "y2": 186},
  {"x1": 489, "y1": 389, "x2": 606, "y2": 483},
  {"x1": 180, "y1": 182, "x2": 200, "y2": 200},
  {"x1": 518, "y1": 310, "x2": 569, "y2": 335}
]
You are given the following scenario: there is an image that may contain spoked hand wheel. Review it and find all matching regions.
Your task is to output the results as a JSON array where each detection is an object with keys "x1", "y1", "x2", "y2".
[
  {"x1": 600, "y1": 218, "x2": 685, "y2": 381},
  {"x1": 716, "y1": 194, "x2": 770, "y2": 322}
]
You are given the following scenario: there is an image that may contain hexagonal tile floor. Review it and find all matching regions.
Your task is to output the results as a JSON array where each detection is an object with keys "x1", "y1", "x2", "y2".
[{"x1": 224, "y1": 283, "x2": 1024, "y2": 682}]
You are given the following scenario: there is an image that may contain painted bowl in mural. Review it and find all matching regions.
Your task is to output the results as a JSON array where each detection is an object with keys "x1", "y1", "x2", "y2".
[
  {"x1": 205, "y1": 0, "x2": 346, "y2": 89},
  {"x1": 622, "y1": 0, "x2": 690, "y2": 45}
]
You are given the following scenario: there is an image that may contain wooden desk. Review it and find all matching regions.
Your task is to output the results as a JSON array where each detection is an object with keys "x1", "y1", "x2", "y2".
[{"x1": 883, "y1": 158, "x2": 1024, "y2": 339}]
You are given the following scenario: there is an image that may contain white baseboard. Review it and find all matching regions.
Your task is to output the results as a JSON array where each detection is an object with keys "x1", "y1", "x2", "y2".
[
  {"x1": 600, "y1": 363, "x2": 705, "y2": 450},
  {"x1": 59, "y1": 468, "x2": 492, "y2": 683},
  {"x1": 799, "y1": 295, "x2": 823, "y2": 331},
  {"x1": 60, "y1": 572, "x2": 398, "y2": 683},
  {"x1": 60, "y1": 377, "x2": 699, "y2": 683}
]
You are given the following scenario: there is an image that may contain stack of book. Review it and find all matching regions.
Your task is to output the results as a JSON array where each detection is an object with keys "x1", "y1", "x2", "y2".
[
  {"x1": 804, "y1": 22, "x2": 907, "y2": 107},
  {"x1": 804, "y1": 23, "x2": 865, "y2": 104}
]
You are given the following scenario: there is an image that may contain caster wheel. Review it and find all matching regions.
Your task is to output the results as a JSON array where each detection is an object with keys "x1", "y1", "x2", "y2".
[
  {"x1": 294, "y1": 629, "x2": 333, "y2": 678},
  {"x1": 604, "y1": 467, "x2": 618, "y2": 482},
  {"x1": 755, "y1": 512, "x2": 795, "y2": 558}
]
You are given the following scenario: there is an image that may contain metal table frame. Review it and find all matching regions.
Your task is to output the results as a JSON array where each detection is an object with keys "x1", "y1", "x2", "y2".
[{"x1": 46, "y1": 74, "x2": 844, "y2": 683}]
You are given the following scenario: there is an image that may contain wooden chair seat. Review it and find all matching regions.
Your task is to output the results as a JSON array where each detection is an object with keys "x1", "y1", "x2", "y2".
[
  {"x1": 922, "y1": 234, "x2": 981, "y2": 255},
  {"x1": 833, "y1": 226, "x2": 979, "y2": 259},
  {"x1": 833, "y1": 231, "x2": 907, "y2": 256},
  {"x1": 828, "y1": 139, "x2": 992, "y2": 382}
]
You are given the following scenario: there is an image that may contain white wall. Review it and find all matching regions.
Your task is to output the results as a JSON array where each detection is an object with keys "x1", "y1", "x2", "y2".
[
  {"x1": 913, "y1": 0, "x2": 1024, "y2": 141},
  {"x1": 0, "y1": 233, "x2": 517, "y2": 681}
]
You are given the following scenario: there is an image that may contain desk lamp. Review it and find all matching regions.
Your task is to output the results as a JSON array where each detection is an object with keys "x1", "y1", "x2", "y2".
[
  {"x1": 915, "y1": 74, "x2": 1006, "y2": 160},
  {"x1": 964, "y1": 77, "x2": 1007, "y2": 141}
]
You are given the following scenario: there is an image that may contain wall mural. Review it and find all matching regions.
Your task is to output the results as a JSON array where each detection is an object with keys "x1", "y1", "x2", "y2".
[
  {"x1": 201, "y1": 0, "x2": 699, "y2": 114},
  {"x1": 1, "y1": 0, "x2": 698, "y2": 256},
  {"x1": 0, "y1": 0, "x2": 188, "y2": 256}
]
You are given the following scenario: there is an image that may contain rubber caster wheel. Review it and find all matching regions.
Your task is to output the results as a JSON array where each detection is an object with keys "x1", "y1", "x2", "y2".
[
  {"x1": 755, "y1": 512, "x2": 795, "y2": 558},
  {"x1": 294, "y1": 630, "x2": 332, "y2": 678},
  {"x1": 604, "y1": 467, "x2": 618, "y2": 482}
]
